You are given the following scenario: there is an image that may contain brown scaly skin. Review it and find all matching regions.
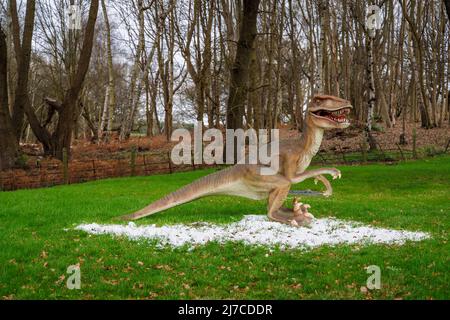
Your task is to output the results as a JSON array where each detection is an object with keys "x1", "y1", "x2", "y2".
[{"x1": 120, "y1": 95, "x2": 352, "y2": 227}]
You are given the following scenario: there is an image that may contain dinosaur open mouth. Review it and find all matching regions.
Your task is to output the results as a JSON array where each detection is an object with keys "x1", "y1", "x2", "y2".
[{"x1": 311, "y1": 107, "x2": 351, "y2": 124}]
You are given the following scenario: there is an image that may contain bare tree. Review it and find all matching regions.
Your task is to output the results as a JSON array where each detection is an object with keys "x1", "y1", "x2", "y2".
[
  {"x1": 176, "y1": 0, "x2": 215, "y2": 127},
  {"x1": 26, "y1": 0, "x2": 100, "y2": 159},
  {"x1": 226, "y1": 0, "x2": 261, "y2": 130},
  {"x1": 400, "y1": 0, "x2": 432, "y2": 128},
  {"x1": 365, "y1": 3, "x2": 378, "y2": 150},
  {"x1": 0, "y1": 24, "x2": 19, "y2": 170},
  {"x1": 10, "y1": 0, "x2": 36, "y2": 139},
  {"x1": 119, "y1": 0, "x2": 146, "y2": 140},
  {"x1": 98, "y1": 0, "x2": 116, "y2": 141}
]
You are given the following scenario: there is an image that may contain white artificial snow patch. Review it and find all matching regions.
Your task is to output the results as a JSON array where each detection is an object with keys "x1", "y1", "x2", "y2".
[{"x1": 75, "y1": 215, "x2": 430, "y2": 250}]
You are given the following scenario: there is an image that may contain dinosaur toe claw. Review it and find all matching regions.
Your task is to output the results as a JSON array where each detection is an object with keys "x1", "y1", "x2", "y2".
[
  {"x1": 323, "y1": 191, "x2": 332, "y2": 197},
  {"x1": 290, "y1": 219, "x2": 299, "y2": 227}
]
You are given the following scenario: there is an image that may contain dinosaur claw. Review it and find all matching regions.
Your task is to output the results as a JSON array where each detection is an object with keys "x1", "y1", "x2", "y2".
[
  {"x1": 304, "y1": 212, "x2": 314, "y2": 219},
  {"x1": 270, "y1": 205, "x2": 313, "y2": 228},
  {"x1": 331, "y1": 169, "x2": 341, "y2": 180}
]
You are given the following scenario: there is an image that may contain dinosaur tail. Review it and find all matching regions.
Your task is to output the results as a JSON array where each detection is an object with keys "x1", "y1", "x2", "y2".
[{"x1": 120, "y1": 167, "x2": 239, "y2": 221}]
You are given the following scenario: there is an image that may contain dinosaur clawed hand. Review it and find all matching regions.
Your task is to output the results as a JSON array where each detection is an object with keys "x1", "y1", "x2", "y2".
[
  {"x1": 330, "y1": 168, "x2": 342, "y2": 180},
  {"x1": 314, "y1": 175, "x2": 333, "y2": 197},
  {"x1": 312, "y1": 168, "x2": 341, "y2": 197}
]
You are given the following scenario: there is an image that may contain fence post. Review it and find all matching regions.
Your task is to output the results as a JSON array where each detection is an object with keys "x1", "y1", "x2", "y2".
[
  {"x1": 92, "y1": 160, "x2": 96, "y2": 178},
  {"x1": 130, "y1": 147, "x2": 136, "y2": 176},
  {"x1": 412, "y1": 128, "x2": 417, "y2": 159},
  {"x1": 116, "y1": 159, "x2": 121, "y2": 176},
  {"x1": 62, "y1": 147, "x2": 69, "y2": 184},
  {"x1": 11, "y1": 171, "x2": 16, "y2": 190},
  {"x1": 143, "y1": 154, "x2": 148, "y2": 175},
  {"x1": 361, "y1": 140, "x2": 368, "y2": 163},
  {"x1": 444, "y1": 138, "x2": 450, "y2": 153},
  {"x1": 318, "y1": 152, "x2": 326, "y2": 165},
  {"x1": 376, "y1": 143, "x2": 387, "y2": 162},
  {"x1": 338, "y1": 146, "x2": 347, "y2": 164},
  {"x1": 191, "y1": 150, "x2": 196, "y2": 171},
  {"x1": 167, "y1": 152, "x2": 173, "y2": 174},
  {"x1": 396, "y1": 143, "x2": 406, "y2": 161}
]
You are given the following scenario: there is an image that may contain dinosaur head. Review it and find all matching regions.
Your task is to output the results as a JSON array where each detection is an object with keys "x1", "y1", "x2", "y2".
[{"x1": 307, "y1": 95, "x2": 352, "y2": 129}]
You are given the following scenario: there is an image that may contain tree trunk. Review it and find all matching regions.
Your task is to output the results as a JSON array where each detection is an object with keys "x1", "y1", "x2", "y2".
[
  {"x1": 0, "y1": 25, "x2": 19, "y2": 170},
  {"x1": 98, "y1": 88, "x2": 109, "y2": 140},
  {"x1": 365, "y1": 2, "x2": 378, "y2": 151},
  {"x1": 444, "y1": 0, "x2": 450, "y2": 21},
  {"x1": 10, "y1": 0, "x2": 36, "y2": 140},
  {"x1": 315, "y1": 0, "x2": 326, "y2": 94},
  {"x1": 120, "y1": 0, "x2": 145, "y2": 141},
  {"x1": 401, "y1": 0, "x2": 432, "y2": 128},
  {"x1": 366, "y1": 32, "x2": 377, "y2": 150},
  {"x1": 100, "y1": 0, "x2": 116, "y2": 140},
  {"x1": 374, "y1": 63, "x2": 393, "y2": 128},
  {"x1": 26, "y1": 0, "x2": 99, "y2": 160},
  {"x1": 226, "y1": 0, "x2": 261, "y2": 129}
]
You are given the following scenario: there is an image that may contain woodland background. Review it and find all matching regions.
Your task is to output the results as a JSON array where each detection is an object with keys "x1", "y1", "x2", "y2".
[{"x1": 0, "y1": 0, "x2": 449, "y2": 171}]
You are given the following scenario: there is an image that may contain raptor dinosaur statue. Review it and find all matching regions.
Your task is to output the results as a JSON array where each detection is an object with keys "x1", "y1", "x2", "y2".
[{"x1": 120, "y1": 95, "x2": 352, "y2": 226}]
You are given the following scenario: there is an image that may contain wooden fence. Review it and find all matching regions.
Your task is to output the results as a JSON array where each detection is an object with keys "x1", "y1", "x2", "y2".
[{"x1": 0, "y1": 139, "x2": 448, "y2": 192}]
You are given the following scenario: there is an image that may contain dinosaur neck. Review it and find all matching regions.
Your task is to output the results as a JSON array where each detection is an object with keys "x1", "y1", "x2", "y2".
[{"x1": 296, "y1": 117, "x2": 324, "y2": 172}]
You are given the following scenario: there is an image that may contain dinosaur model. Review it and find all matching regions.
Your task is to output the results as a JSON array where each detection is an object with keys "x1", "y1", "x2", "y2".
[{"x1": 120, "y1": 95, "x2": 352, "y2": 226}]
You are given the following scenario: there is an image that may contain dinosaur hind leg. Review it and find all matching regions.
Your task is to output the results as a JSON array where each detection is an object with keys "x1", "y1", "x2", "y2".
[
  {"x1": 267, "y1": 185, "x2": 291, "y2": 220},
  {"x1": 267, "y1": 186, "x2": 313, "y2": 227}
]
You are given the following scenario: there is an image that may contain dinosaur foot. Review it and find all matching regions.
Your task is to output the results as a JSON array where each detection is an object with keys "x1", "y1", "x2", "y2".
[{"x1": 268, "y1": 198, "x2": 314, "y2": 227}]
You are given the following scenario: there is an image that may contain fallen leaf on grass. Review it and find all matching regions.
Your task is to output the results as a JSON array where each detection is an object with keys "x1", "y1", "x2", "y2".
[
  {"x1": 55, "y1": 275, "x2": 65, "y2": 285},
  {"x1": 154, "y1": 264, "x2": 172, "y2": 271},
  {"x1": 102, "y1": 278, "x2": 119, "y2": 286}
]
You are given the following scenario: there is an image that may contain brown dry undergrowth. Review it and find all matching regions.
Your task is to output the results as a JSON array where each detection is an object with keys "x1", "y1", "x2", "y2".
[{"x1": 2, "y1": 122, "x2": 449, "y2": 191}]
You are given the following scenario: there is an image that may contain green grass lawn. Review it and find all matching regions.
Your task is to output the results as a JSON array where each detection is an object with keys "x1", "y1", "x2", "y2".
[{"x1": 0, "y1": 156, "x2": 449, "y2": 299}]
